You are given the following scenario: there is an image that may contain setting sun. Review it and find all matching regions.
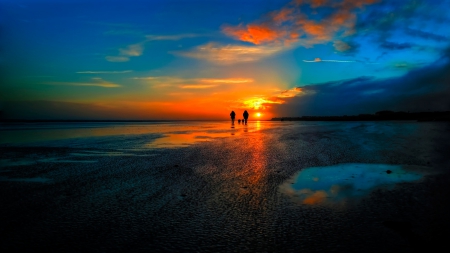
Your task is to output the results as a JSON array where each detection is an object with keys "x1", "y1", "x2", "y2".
[{"x1": 256, "y1": 112, "x2": 261, "y2": 117}]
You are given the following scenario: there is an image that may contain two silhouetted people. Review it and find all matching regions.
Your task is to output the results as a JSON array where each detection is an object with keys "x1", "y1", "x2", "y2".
[
  {"x1": 230, "y1": 111, "x2": 236, "y2": 124},
  {"x1": 230, "y1": 110, "x2": 249, "y2": 125},
  {"x1": 243, "y1": 110, "x2": 249, "y2": 124}
]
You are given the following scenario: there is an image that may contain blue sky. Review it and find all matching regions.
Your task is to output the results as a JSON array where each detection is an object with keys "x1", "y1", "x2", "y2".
[{"x1": 1, "y1": 0, "x2": 449, "y2": 120}]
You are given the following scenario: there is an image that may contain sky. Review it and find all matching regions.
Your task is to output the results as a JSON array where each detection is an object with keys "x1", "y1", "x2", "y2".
[{"x1": 1, "y1": 0, "x2": 449, "y2": 120}]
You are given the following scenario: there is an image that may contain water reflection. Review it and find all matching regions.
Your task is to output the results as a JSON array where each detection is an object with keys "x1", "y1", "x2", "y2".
[
  {"x1": 146, "y1": 131, "x2": 236, "y2": 148},
  {"x1": 280, "y1": 163, "x2": 423, "y2": 205},
  {"x1": 0, "y1": 121, "x2": 284, "y2": 149}
]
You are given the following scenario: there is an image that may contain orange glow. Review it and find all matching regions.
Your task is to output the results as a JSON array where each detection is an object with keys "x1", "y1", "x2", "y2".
[
  {"x1": 79, "y1": 66, "x2": 289, "y2": 120},
  {"x1": 256, "y1": 112, "x2": 261, "y2": 117},
  {"x1": 222, "y1": 24, "x2": 287, "y2": 45},
  {"x1": 243, "y1": 97, "x2": 283, "y2": 110},
  {"x1": 303, "y1": 190, "x2": 328, "y2": 205}
]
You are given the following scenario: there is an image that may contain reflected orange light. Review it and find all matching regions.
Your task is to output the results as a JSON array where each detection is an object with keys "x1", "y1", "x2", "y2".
[{"x1": 303, "y1": 190, "x2": 328, "y2": 205}]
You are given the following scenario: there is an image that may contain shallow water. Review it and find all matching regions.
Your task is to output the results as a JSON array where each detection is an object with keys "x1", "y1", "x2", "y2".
[
  {"x1": 0, "y1": 121, "x2": 280, "y2": 148},
  {"x1": 280, "y1": 163, "x2": 424, "y2": 205}
]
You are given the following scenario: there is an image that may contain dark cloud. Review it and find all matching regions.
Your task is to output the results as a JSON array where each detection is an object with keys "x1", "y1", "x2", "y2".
[
  {"x1": 405, "y1": 28, "x2": 448, "y2": 42},
  {"x1": 348, "y1": 1, "x2": 449, "y2": 57},
  {"x1": 333, "y1": 40, "x2": 360, "y2": 55},
  {"x1": 272, "y1": 50, "x2": 450, "y2": 116},
  {"x1": 380, "y1": 41, "x2": 413, "y2": 50},
  {"x1": 389, "y1": 62, "x2": 425, "y2": 70}
]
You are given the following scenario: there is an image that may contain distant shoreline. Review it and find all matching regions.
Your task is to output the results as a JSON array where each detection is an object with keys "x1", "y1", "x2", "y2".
[
  {"x1": 0, "y1": 120, "x2": 225, "y2": 123},
  {"x1": 272, "y1": 110, "x2": 450, "y2": 122}
]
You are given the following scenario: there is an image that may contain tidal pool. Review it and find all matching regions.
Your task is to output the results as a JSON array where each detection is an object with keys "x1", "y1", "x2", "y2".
[{"x1": 280, "y1": 163, "x2": 424, "y2": 205}]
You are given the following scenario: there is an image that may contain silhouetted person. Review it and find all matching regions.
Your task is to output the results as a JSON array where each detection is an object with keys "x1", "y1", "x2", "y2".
[
  {"x1": 238, "y1": 119, "x2": 241, "y2": 124},
  {"x1": 230, "y1": 111, "x2": 236, "y2": 124},
  {"x1": 243, "y1": 110, "x2": 249, "y2": 124}
]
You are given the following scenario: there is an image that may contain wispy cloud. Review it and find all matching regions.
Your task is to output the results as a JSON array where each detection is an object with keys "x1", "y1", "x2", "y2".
[
  {"x1": 278, "y1": 87, "x2": 303, "y2": 98},
  {"x1": 105, "y1": 56, "x2": 129, "y2": 62},
  {"x1": 199, "y1": 78, "x2": 253, "y2": 84},
  {"x1": 241, "y1": 97, "x2": 284, "y2": 110},
  {"x1": 119, "y1": 43, "x2": 144, "y2": 57},
  {"x1": 44, "y1": 78, "x2": 121, "y2": 88},
  {"x1": 390, "y1": 61, "x2": 425, "y2": 70},
  {"x1": 173, "y1": 42, "x2": 284, "y2": 64},
  {"x1": 133, "y1": 76, "x2": 254, "y2": 87},
  {"x1": 145, "y1": 33, "x2": 202, "y2": 41},
  {"x1": 106, "y1": 43, "x2": 143, "y2": 62},
  {"x1": 333, "y1": 40, "x2": 351, "y2": 52},
  {"x1": 233, "y1": 87, "x2": 303, "y2": 110},
  {"x1": 380, "y1": 41, "x2": 413, "y2": 50},
  {"x1": 76, "y1": 70, "x2": 133, "y2": 74},
  {"x1": 179, "y1": 84, "x2": 218, "y2": 89},
  {"x1": 303, "y1": 58, "x2": 356, "y2": 63},
  {"x1": 405, "y1": 28, "x2": 448, "y2": 42},
  {"x1": 105, "y1": 33, "x2": 204, "y2": 62}
]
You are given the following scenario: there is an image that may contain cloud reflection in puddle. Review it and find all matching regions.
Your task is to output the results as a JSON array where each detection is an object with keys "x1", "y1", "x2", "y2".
[{"x1": 280, "y1": 163, "x2": 424, "y2": 205}]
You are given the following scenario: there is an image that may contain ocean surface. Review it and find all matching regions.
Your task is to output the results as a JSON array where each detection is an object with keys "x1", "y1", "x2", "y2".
[{"x1": 0, "y1": 120, "x2": 277, "y2": 148}]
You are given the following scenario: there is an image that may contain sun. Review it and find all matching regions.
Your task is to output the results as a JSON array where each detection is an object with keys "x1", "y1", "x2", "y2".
[{"x1": 256, "y1": 112, "x2": 261, "y2": 117}]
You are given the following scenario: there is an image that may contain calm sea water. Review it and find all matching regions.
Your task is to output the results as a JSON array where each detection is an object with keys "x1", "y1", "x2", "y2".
[{"x1": 0, "y1": 121, "x2": 285, "y2": 148}]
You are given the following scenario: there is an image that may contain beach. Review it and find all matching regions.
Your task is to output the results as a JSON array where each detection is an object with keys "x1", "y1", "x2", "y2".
[{"x1": 1, "y1": 121, "x2": 450, "y2": 252}]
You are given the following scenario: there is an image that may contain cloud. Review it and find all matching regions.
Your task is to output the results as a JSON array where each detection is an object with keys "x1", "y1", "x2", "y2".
[
  {"x1": 133, "y1": 76, "x2": 254, "y2": 87},
  {"x1": 390, "y1": 62, "x2": 425, "y2": 70},
  {"x1": 106, "y1": 43, "x2": 143, "y2": 62},
  {"x1": 405, "y1": 28, "x2": 448, "y2": 42},
  {"x1": 179, "y1": 84, "x2": 218, "y2": 89},
  {"x1": 278, "y1": 87, "x2": 303, "y2": 98},
  {"x1": 45, "y1": 78, "x2": 121, "y2": 88},
  {"x1": 303, "y1": 57, "x2": 356, "y2": 63},
  {"x1": 105, "y1": 56, "x2": 129, "y2": 62},
  {"x1": 272, "y1": 52, "x2": 450, "y2": 116},
  {"x1": 352, "y1": 1, "x2": 449, "y2": 54},
  {"x1": 222, "y1": 24, "x2": 295, "y2": 45},
  {"x1": 173, "y1": 42, "x2": 284, "y2": 64},
  {"x1": 119, "y1": 43, "x2": 143, "y2": 57},
  {"x1": 241, "y1": 97, "x2": 285, "y2": 110},
  {"x1": 199, "y1": 78, "x2": 253, "y2": 84},
  {"x1": 380, "y1": 41, "x2": 413, "y2": 50},
  {"x1": 221, "y1": 0, "x2": 379, "y2": 47},
  {"x1": 76, "y1": 70, "x2": 132, "y2": 74},
  {"x1": 234, "y1": 87, "x2": 303, "y2": 110},
  {"x1": 333, "y1": 40, "x2": 351, "y2": 52},
  {"x1": 105, "y1": 33, "x2": 204, "y2": 62},
  {"x1": 145, "y1": 34, "x2": 202, "y2": 41}
]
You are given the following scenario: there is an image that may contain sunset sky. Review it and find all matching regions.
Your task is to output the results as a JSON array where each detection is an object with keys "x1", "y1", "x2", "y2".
[{"x1": 1, "y1": 0, "x2": 449, "y2": 120}]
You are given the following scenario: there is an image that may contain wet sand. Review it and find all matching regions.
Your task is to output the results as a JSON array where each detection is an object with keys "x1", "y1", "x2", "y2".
[{"x1": 1, "y1": 121, "x2": 450, "y2": 252}]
